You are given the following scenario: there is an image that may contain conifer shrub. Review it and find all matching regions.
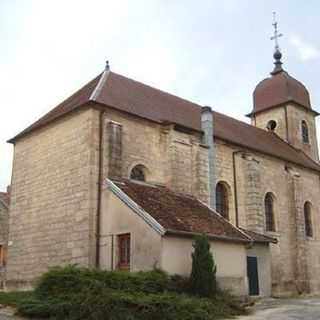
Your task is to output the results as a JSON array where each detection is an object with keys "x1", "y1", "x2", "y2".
[
  {"x1": 189, "y1": 234, "x2": 217, "y2": 297},
  {"x1": 35, "y1": 265, "x2": 170, "y2": 298}
]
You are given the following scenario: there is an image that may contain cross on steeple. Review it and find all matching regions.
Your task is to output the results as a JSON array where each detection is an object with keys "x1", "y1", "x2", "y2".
[
  {"x1": 270, "y1": 12, "x2": 284, "y2": 75},
  {"x1": 270, "y1": 12, "x2": 283, "y2": 52}
]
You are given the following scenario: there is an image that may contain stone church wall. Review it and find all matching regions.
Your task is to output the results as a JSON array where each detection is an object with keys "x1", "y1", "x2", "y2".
[
  {"x1": 214, "y1": 139, "x2": 320, "y2": 295},
  {"x1": 286, "y1": 104, "x2": 319, "y2": 162},
  {"x1": 298, "y1": 168, "x2": 320, "y2": 294},
  {"x1": 253, "y1": 104, "x2": 319, "y2": 162},
  {"x1": 7, "y1": 108, "x2": 100, "y2": 286},
  {"x1": 253, "y1": 107, "x2": 287, "y2": 141},
  {"x1": 103, "y1": 109, "x2": 209, "y2": 203},
  {"x1": 6, "y1": 105, "x2": 210, "y2": 287}
]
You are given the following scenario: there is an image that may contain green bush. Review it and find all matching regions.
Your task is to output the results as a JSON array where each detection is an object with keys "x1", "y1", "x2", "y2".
[
  {"x1": 35, "y1": 265, "x2": 170, "y2": 298},
  {"x1": 18, "y1": 297, "x2": 74, "y2": 319},
  {"x1": 19, "y1": 285, "x2": 245, "y2": 320},
  {"x1": 15, "y1": 265, "x2": 245, "y2": 320},
  {"x1": 189, "y1": 235, "x2": 217, "y2": 297}
]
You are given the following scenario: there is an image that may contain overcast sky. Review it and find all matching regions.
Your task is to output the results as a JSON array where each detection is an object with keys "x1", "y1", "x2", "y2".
[{"x1": 1, "y1": 0, "x2": 320, "y2": 190}]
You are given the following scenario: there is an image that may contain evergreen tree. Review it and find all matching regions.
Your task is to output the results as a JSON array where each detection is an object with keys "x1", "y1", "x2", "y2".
[{"x1": 189, "y1": 234, "x2": 217, "y2": 297}]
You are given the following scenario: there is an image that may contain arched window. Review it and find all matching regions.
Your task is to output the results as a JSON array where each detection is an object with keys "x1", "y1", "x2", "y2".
[
  {"x1": 216, "y1": 182, "x2": 229, "y2": 220},
  {"x1": 130, "y1": 165, "x2": 146, "y2": 182},
  {"x1": 304, "y1": 202, "x2": 313, "y2": 237},
  {"x1": 264, "y1": 193, "x2": 275, "y2": 232},
  {"x1": 301, "y1": 120, "x2": 309, "y2": 144}
]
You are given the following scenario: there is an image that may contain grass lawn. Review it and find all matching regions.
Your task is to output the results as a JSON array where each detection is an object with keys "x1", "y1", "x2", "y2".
[{"x1": 0, "y1": 291, "x2": 34, "y2": 307}]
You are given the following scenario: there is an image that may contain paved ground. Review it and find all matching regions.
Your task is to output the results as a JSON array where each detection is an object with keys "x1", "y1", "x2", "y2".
[
  {"x1": 0, "y1": 298, "x2": 319, "y2": 319},
  {"x1": 237, "y1": 297, "x2": 320, "y2": 320}
]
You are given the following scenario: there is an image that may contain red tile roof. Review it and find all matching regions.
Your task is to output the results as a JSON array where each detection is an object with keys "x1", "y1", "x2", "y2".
[
  {"x1": 112, "y1": 179, "x2": 250, "y2": 243},
  {"x1": 250, "y1": 70, "x2": 314, "y2": 116},
  {"x1": 0, "y1": 192, "x2": 10, "y2": 208},
  {"x1": 239, "y1": 228, "x2": 277, "y2": 244},
  {"x1": 95, "y1": 72, "x2": 202, "y2": 132},
  {"x1": 112, "y1": 179, "x2": 275, "y2": 244},
  {"x1": 213, "y1": 111, "x2": 320, "y2": 172},
  {"x1": 8, "y1": 71, "x2": 320, "y2": 172}
]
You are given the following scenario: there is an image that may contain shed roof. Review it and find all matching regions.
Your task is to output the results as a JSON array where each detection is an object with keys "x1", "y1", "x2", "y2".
[{"x1": 110, "y1": 179, "x2": 275, "y2": 244}]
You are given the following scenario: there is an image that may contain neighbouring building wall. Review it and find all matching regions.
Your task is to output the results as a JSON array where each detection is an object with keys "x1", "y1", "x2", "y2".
[
  {"x1": 100, "y1": 188, "x2": 162, "y2": 271},
  {"x1": 0, "y1": 201, "x2": 9, "y2": 286},
  {"x1": 0, "y1": 201, "x2": 9, "y2": 245},
  {"x1": 7, "y1": 108, "x2": 100, "y2": 286},
  {"x1": 161, "y1": 236, "x2": 248, "y2": 297},
  {"x1": 246, "y1": 244, "x2": 272, "y2": 297}
]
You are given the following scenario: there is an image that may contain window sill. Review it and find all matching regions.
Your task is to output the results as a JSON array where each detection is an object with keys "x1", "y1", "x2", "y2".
[
  {"x1": 306, "y1": 236, "x2": 314, "y2": 241},
  {"x1": 117, "y1": 264, "x2": 130, "y2": 271},
  {"x1": 265, "y1": 231, "x2": 280, "y2": 238}
]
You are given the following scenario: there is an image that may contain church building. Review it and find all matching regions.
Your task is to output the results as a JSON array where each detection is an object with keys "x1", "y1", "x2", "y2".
[{"x1": 6, "y1": 38, "x2": 320, "y2": 296}]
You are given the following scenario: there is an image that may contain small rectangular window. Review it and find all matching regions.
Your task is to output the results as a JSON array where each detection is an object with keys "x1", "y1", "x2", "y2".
[
  {"x1": 0, "y1": 246, "x2": 6, "y2": 268},
  {"x1": 117, "y1": 234, "x2": 130, "y2": 270}
]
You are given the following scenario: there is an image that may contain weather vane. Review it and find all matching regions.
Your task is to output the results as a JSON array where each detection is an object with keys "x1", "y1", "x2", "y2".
[{"x1": 270, "y1": 12, "x2": 283, "y2": 52}]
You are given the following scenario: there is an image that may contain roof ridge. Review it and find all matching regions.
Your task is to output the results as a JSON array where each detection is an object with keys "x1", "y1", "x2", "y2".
[
  {"x1": 90, "y1": 70, "x2": 109, "y2": 101},
  {"x1": 106, "y1": 179, "x2": 166, "y2": 235},
  {"x1": 114, "y1": 178, "x2": 197, "y2": 200},
  {"x1": 109, "y1": 71, "x2": 202, "y2": 109}
]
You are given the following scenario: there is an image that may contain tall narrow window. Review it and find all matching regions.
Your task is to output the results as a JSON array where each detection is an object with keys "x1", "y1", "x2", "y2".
[
  {"x1": 130, "y1": 165, "x2": 146, "y2": 182},
  {"x1": 304, "y1": 202, "x2": 313, "y2": 237},
  {"x1": 118, "y1": 234, "x2": 131, "y2": 270},
  {"x1": 265, "y1": 193, "x2": 275, "y2": 232},
  {"x1": 302, "y1": 120, "x2": 309, "y2": 144},
  {"x1": 216, "y1": 182, "x2": 229, "y2": 220}
]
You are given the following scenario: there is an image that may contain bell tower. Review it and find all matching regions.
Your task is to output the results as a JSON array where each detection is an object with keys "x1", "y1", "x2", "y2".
[{"x1": 247, "y1": 15, "x2": 319, "y2": 161}]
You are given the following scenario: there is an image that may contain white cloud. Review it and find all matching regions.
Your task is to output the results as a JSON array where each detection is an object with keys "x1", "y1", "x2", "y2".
[{"x1": 290, "y1": 35, "x2": 320, "y2": 61}]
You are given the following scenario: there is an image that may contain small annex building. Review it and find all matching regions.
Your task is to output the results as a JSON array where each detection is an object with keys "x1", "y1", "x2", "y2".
[{"x1": 101, "y1": 179, "x2": 275, "y2": 297}]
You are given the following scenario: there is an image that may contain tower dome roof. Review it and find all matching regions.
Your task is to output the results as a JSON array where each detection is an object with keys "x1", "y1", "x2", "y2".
[{"x1": 251, "y1": 69, "x2": 311, "y2": 115}]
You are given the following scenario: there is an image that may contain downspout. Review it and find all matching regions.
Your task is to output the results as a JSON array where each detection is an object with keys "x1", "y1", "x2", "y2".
[
  {"x1": 111, "y1": 235, "x2": 114, "y2": 271},
  {"x1": 95, "y1": 111, "x2": 104, "y2": 268},
  {"x1": 201, "y1": 106, "x2": 216, "y2": 209},
  {"x1": 232, "y1": 150, "x2": 242, "y2": 227},
  {"x1": 89, "y1": 61, "x2": 110, "y2": 268}
]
